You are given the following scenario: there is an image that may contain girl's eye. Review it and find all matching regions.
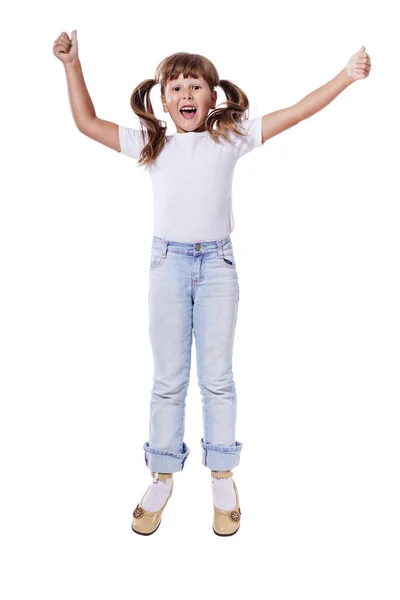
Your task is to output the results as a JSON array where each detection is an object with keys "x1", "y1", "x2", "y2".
[{"x1": 172, "y1": 85, "x2": 201, "y2": 91}]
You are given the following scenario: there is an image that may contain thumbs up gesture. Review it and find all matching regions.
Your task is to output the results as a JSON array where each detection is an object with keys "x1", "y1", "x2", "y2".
[
  {"x1": 345, "y1": 46, "x2": 372, "y2": 82},
  {"x1": 53, "y1": 30, "x2": 79, "y2": 65}
]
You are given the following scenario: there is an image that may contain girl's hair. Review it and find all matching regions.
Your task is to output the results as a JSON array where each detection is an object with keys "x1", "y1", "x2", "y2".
[{"x1": 129, "y1": 52, "x2": 252, "y2": 171}]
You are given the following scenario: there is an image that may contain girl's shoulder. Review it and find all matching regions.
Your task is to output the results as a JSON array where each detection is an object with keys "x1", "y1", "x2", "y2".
[
  {"x1": 211, "y1": 116, "x2": 263, "y2": 158},
  {"x1": 118, "y1": 125, "x2": 149, "y2": 160}
]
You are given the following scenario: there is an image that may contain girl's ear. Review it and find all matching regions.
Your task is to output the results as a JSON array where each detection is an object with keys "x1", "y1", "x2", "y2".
[{"x1": 161, "y1": 95, "x2": 168, "y2": 113}]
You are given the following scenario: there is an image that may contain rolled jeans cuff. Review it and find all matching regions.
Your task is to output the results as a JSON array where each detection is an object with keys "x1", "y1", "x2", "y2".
[
  {"x1": 200, "y1": 438, "x2": 243, "y2": 470},
  {"x1": 143, "y1": 441, "x2": 190, "y2": 473}
]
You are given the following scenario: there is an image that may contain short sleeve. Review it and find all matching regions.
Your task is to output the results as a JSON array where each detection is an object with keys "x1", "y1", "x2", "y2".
[
  {"x1": 233, "y1": 116, "x2": 263, "y2": 159},
  {"x1": 118, "y1": 125, "x2": 149, "y2": 159}
]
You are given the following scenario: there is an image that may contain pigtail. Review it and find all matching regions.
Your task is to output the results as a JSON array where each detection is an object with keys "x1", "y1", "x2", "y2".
[
  {"x1": 129, "y1": 78, "x2": 168, "y2": 172},
  {"x1": 206, "y1": 79, "x2": 250, "y2": 144}
]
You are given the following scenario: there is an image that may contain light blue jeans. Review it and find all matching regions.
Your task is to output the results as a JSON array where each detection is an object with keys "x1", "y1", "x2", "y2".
[{"x1": 143, "y1": 234, "x2": 243, "y2": 473}]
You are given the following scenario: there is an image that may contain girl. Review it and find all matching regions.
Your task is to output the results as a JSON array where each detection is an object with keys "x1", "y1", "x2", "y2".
[{"x1": 53, "y1": 31, "x2": 371, "y2": 537}]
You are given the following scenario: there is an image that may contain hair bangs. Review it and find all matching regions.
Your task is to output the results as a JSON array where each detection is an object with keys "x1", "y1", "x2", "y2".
[{"x1": 156, "y1": 53, "x2": 217, "y2": 93}]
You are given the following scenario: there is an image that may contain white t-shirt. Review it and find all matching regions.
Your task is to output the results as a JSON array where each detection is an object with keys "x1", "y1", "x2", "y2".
[{"x1": 118, "y1": 116, "x2": 263, "y2": 243}]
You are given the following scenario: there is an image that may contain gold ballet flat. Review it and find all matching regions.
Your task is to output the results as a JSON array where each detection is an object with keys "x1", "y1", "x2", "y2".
[
  {"x1": 211, "y1": 470, "x2": 241, "y2": 536},
  {"x1": 131, "y1": 472, "x2": 174, "y2": 536}
]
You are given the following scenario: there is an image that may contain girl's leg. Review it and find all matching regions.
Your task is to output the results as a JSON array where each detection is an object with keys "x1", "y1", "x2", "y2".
[
  {"x1": 143, "y1": 237, "x2": 192, "y2": 473},
  {"x1": 193, "y1": 237, "x2": 243, "y2": 471}
]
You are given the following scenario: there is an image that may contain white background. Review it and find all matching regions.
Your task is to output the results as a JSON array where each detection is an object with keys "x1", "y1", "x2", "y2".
[{"x1": 1, "y1": 0, "x2": 399, "y2": 598}]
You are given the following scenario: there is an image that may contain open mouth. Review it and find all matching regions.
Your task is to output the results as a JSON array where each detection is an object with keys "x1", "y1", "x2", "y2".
[{"x1": 180, "y1": 107, "x2": 197, "y2": 120}]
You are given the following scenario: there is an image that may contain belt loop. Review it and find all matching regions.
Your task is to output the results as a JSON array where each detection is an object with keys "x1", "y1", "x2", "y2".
[
  {"x1": 161, "y1": 238, "x2": 168, "y2": 258},
  {"x1": 217, "y1": 238, "x2": 223, "y2": 258}
]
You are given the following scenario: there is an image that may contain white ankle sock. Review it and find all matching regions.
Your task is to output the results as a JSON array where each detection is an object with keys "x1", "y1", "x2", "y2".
[
  {"x1": 211, "y1": 472, "x2": 236, "y2": 510},
  {"x1": 141, "y1": 473, "x2": 173, "y2": 511}
]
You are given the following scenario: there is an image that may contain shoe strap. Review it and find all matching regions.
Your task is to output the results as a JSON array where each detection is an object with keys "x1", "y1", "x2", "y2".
[
  {"x1": 151, "y1": 471, "x2": 173, "y2": 482},
  {"x1": 211, "y1": 470, "x2": 233, "y2": 479}
]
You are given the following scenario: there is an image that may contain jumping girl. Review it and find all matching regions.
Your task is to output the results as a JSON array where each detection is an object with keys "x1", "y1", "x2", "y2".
[{"x1": 53, "y1": 31, "x2": 371, "y2": 536}]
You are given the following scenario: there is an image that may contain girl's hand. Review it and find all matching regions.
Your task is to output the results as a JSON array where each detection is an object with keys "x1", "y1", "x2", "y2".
[
  {"x1": 53, "y1": 30, "x2": 79, "y2": 65},
  {"x1": 345, "y1": 45, "x2": 371, "y2": 82}
]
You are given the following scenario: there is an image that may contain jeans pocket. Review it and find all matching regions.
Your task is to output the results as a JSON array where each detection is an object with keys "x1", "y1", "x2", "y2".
[
  {"x1": 220, "y1": 245, "x2": 236, "y2": 269},
  {"x1": 150, "y1": 245, "x2": 163, "y2": 270}
]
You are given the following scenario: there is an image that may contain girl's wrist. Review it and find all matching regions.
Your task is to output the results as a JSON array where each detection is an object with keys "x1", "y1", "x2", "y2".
[
  {"x1": 341, "y1": 67, "x2": 354, "y2": 86},
  {"x1": 64, "y1": 57, "x2": 80, "y2": 69}
]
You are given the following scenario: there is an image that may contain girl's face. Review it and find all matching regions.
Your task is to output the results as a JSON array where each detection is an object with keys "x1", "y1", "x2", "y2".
[{"x1": 161, "y1": 73, "x2": 217, "y2": 134}]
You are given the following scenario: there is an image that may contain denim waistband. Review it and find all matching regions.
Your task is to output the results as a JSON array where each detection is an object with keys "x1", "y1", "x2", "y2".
[
  {"x1": 152, "y1": 235, "x2": 231, "y2": 248},
  {"x1": 152, "y1": 234, "x2": 232, "y2": 256}
]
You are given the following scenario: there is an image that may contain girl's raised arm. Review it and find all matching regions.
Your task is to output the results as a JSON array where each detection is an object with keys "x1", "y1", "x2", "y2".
[
  {"x1": 260, "y1": 46, "x2": 371, "y2": 145},
  {"x1": 53, "y1": 30, "x2": 121, "y2": 152}
]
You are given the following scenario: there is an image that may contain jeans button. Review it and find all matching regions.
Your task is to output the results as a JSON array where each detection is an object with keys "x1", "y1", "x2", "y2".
[{"x1": 195, "y1": 244, "x2": 201, "y2": 251}]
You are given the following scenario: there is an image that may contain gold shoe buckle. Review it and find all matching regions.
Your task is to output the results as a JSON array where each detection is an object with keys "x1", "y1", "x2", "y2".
[
  {"x1": 133, "y1": 504, "x2": 144, "y2": 519},
  {"x1": 229, "y1": 507, "x2": 241, "y2": 522}
]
